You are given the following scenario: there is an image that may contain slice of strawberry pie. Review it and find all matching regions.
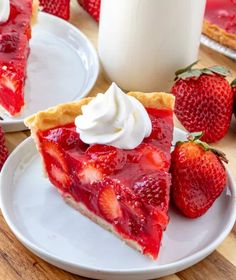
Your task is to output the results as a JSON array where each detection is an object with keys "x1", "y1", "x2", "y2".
[
  {"x1": 25, "y1": 84, "x2": 174, "y2": 259},
  {"x1": 203, "y1": 0, "x2": 236, "y2": 50},
  {"x1": 0, "y1": 0, "x2": 38, "y2": 116}
]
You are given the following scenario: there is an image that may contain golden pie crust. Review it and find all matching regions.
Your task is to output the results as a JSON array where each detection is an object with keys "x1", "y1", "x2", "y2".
[
  {"x1": 32, "y1": 0, "x2": 39, "y2": 25},
  {"x1": 25, "y1": 91, "x2": 175, "y2": 132},
  {"x1": 203, "y1": 20, "x2": 236, "y2": 50}
]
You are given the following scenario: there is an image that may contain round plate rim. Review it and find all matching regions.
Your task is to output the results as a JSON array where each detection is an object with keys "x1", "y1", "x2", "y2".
[
  {"x1": 0, "y1": 12, "x2": 99, "y2": 131},
  {"x1": 200, "y1": 34, "x2": 236, "y2": 61},
  {"x1": 0, "y1": 128, "x2": 236, "y2": 277}
]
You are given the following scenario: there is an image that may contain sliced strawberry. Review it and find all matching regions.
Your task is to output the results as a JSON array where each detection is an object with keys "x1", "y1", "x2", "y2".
[
  {"x1": 133, "y1": 172, "x2": 171, "y2": 211},
  {"x1": 41, "y1": 141, "x2": 68, "y2": 172},
  {"x1": 49, "y1": 164, "x2": 71, "y2": 190},
  {"x1": 98, "y1": 184, "x2": 122, "y2": 222},
  {"x1": 41, "y1": 141, "x2": 72, "y2": 190},
  {"x1": 79, "y1": 161, "x2": 103, "y2": 184},
  {"x1": 0, "y1": 64, "x2": 25, "y2": 116},
  {"x1": 39, "y1": 0, "x2": 70, "y2": 20},
  {"x1": 128, "y1": 143, "x2": 170, "y2": 172},
  {"x1": 86, "y1": 144, "x2": 127, "y2": 175},
  {"x1": 0, "y1": 66, "x2": 22, "y2": 92}
]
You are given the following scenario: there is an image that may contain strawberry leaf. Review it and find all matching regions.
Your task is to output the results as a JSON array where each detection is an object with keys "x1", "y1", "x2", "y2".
[
  {"x1": 231, "y1": 78, "x2": 236, "y2": 87},
  {"x1": 195, "y1": 140, "x2": 228, "y2": 163},
  {"x1": 176, "y1": 69, "x2": 202, "y2": 81},
  {"x1": 208, "y1": 66, "x2": 230, "y2": 77},
  {"x1": 201, "y1": 69, "x2": 215, "y2": 75},
  {"x1": 174, "y1": 62, "x2": 230, "y2": 81},
  {"x1": 197, "y1": 140, "x2": 228, "y2": 163},
  {"x1": 187, "y1": 132, "x2": 204, "y2": 141},
  {"x1": 210, "y1": 148, "x2": 228, "y2": 164},
  {"x1": 175, "y1": 60, "x2": 199, "y2": 76}
]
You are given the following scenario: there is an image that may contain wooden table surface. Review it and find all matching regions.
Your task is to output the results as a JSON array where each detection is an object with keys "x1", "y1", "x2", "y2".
[{"x1": 1, "y1": 2, "x2": 236, "y2": 280}]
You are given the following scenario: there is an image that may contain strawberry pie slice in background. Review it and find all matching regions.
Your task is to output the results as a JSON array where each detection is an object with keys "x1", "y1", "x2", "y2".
[
  {"x1": 0, "y1": 0, "x2": 38, "y2": 117},
  {"x1": 203, "y1": 0, "x2": 236, "y2": 50}
]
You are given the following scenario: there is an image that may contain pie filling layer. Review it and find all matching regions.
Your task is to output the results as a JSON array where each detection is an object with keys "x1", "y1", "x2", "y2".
[
  {"x1": 205, "y1": 0, "x2": 236, "y2": 34},
  {"x1": 37, "y1": 107, "x2": 173, "y2": 259},
  {"x1": 0, "y1": 0, "x2": 34, "y2": 116}
]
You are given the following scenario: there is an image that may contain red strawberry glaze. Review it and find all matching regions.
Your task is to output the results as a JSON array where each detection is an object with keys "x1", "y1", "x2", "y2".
[
  {"x1": 205, "y1": 0, "x2": 236, "y2": 34},
  {"x1": 144, "y1": 108, "x2": 173, "y2": 153},
  {"x1": 37, "y1": 107, "x2": 173, "y2": 258},
  {"x1": 0, "y1": 0, "x2": 33, "y2": 116}
]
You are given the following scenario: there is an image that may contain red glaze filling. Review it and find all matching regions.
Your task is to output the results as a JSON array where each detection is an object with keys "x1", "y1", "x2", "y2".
[
  {"x1": 205, "y1": 0, "x2": 236, "y2": 34},
  {"x1": 0, "y1": 0, "x2": 33, "y2": 116},
  {"x1": 37, "y1": 107, "x2": 173, "y2": 259}
]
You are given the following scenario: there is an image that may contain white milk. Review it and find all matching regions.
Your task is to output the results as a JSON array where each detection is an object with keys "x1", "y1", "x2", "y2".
[{"x1": 98, "y1": 0, "x2": 206, "y2": 92}]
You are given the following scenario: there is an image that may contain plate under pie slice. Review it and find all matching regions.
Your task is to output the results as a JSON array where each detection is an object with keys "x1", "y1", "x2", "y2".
[
  {"x1": 203, "y1": 0, "x2": 236, "y2": 50},
  {"x1": 25, "y1": 91, "x2": 175, "y2": 259},
  {"x1": 0, "y1": 0, "x2": 38, "y2": 116}
]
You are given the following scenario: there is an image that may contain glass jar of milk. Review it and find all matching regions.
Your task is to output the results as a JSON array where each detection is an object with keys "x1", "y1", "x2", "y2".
[{"x1": 98, "y1": 0, "x2": 206, "y2": 92}]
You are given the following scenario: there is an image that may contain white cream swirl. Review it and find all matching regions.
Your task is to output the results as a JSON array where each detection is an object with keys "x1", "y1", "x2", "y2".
[
  {"x1": 0, "y1": 0, "x2": 10, "y2": 23},
  {"x1": 75, "y1": 83, "x2": 152, "y2": 149}
]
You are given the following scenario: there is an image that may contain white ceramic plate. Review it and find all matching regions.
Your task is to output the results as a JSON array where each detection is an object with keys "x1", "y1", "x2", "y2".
[
  {"x1": 0, "y1": 12, "x2": 99, "y2": 132},
  {"x1": 1, "y1": 128, "x2": 236, "y2": 280},
  {"x1": 201, "y1": 34, "x2": 236, "y2": 61}
]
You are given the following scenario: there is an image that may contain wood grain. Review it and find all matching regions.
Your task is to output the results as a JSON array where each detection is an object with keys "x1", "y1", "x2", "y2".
[
  {"x1": 0, "y1": 1, "x2": 235, "y2": 279},
  {"x1": 177, "y1": 251, "x2": 236, "y2": 280}
]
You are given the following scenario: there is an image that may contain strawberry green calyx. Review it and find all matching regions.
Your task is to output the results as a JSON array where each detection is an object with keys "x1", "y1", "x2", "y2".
[
  {"x1": 175, "y1": 61, "x2": 199, "y2": 77},
  {"x1": 231, "y1": 78, "x2": 236, "y2": 87},
  {"x1": 187, "y1": 131, "x2": 203, "y2": 141},
  {"x1": 176, "y1": 131, "x2": 203, "y2": 146},
  {"x1": 177, "y1": 132, "x2": 228, "y2": 164},
  {"x1": 174, "y1": 61, "x2": 231, "y2": 81},
  {"x1": 188, "y1": 132, "x2": 228, "y2": 164}
]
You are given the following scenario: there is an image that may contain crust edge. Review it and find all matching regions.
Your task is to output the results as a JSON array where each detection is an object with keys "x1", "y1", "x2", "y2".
[
  {"x1": 202, "y1": 20, "x2": 236, "y2": 50},
  {"x1": 24, "y1": 92, "x2": 174, "y2": 131},
  {"x1": 32, "y1": 0, "x2": 39, "y2": 25}
]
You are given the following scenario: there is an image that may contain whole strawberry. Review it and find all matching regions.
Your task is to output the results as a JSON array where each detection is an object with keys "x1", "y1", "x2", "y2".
[
  {"x1": 231, "y1": 78, "x2": 236, "y2": 118},
  {"x1": 171, "y1": 62, "x2": 233, "y2": 143},
  {"x1": 78, "y1": 0, "x2": 100, "y2": 22},
  {"x1": 39, "y1": 0, "x2": 70, "y2": 20},
  {"x1": 0, "y1": 126, "x2": 8, "y2": 171},
  {"x1": 171, "y1": 132, "x2": 227, "y2": 218}
]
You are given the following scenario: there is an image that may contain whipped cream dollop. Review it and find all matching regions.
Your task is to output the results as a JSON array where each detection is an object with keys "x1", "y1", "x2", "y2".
[
  {"x1": 75, "y1": 83, "x2": 152, "y2": 149},
  {"x1": 0, "y1": 0, "x2": 10, "y2": 23}
]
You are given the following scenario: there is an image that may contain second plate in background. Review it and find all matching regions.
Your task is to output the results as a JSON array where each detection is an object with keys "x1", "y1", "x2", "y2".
[{"x1": 0, "y1": 12, "x2": 99, "y2": 132}]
